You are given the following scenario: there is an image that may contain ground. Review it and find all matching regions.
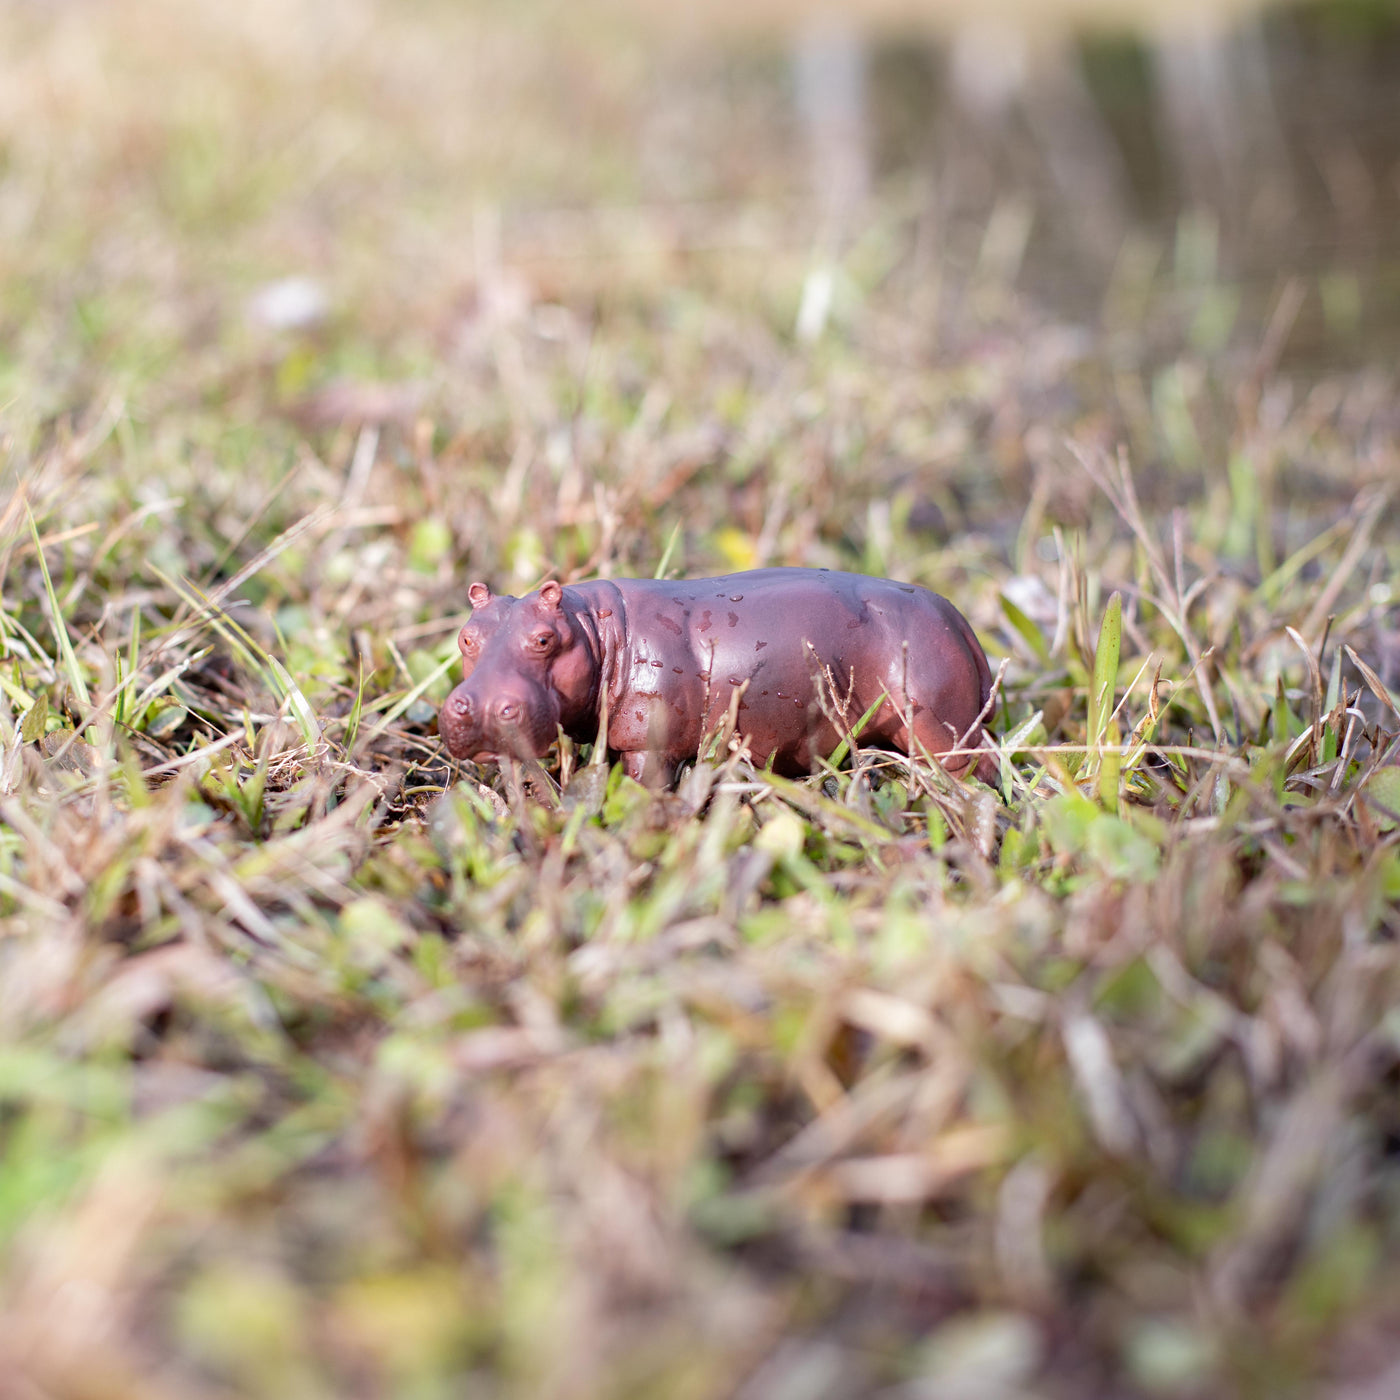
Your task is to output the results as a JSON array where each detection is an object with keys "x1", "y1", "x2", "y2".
[{"x1": 1, "y1": 2, "x2": 1399, "y2": 1397}]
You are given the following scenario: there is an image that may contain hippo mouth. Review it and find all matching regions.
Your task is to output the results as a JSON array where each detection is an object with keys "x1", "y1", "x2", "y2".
[
  {"x1": 439, "y1": 686, "x2": 561, "y2": 763},
  {"x1": 451, "y1": 733, "x2": 553, "y2": 762}
]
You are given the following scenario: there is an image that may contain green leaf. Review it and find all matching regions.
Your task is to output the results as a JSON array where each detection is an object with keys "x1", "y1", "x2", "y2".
[
  {"x1": 1363, "y1": 768, "x2": 1400, "y2": 832},
  {"x1": 26, "y1": 505, "x2": 91, "y2": 709},
  {"x1": 19, "y1": 689, "x2": 47, "y2": 744},
  {"x1": 1099, "y1": 723, "x2": 1122, "y2": 812},
  {"x1": 653, "y1": 520, "x2": 683, "y2": 579},
  {"x1": 267, "y1": 657, "x2": 321, "y2": 748},
  {"x1": 1086, "y1": 813, "x2": 1160, "y2": 882},
  {"x1": 1087, "y1": 591, "x2": 1121, "y2": 751},
  {"x1": 343, "y1": 658, "x2": 366, "y2": 754},
  {"x1": 1001, "y1": 709, "x2": 1045, "y2": 753},
  {"x1": 1041, "y1": 790, "x2": 1099, "y2": 858},
  {"x1": 407, "y1": 518, "x2": 453, "y2": 573},
  {"x1": 1324, "y1": 647, "x2": 1341, "y2": 713},
  {"x1": 1322, "y1": 647, "x2": 1342, "y2": 766},
  {"x1": 145, "y1": 700, "x2": 187, "y2": 738},
  {"x1": 999, "y1": 592, "x2": 1051, "y2": 665},
  {"x1": 1271, "y1": 675, "x2": 1297, "y2": 745},
  {"x1": 117, "y1": 606, "x2": 142, "y2": 729}
]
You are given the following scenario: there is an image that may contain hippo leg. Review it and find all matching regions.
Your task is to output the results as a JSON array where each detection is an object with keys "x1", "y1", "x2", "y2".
[
  {"x1": 620, "y1": 750, "x2": 675, "y2": 789},
  {"x1": 900, "y1": 706, "x2": 1000, "y2": 784},
  {"x1": 903, "y1": 707, "x2": 964, "y2": 771}
]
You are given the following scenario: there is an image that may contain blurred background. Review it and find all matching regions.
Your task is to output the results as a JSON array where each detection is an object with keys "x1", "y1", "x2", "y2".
[
  {"x1": 9, "y1": 0, "x2": 1400, "y2": 349},
  {"x1": 5, "y1": 0, "x2": 1398, "y2": 592},
  {"x1": 5, "y1": 2, "x2": 1400, "y2": 1398}
]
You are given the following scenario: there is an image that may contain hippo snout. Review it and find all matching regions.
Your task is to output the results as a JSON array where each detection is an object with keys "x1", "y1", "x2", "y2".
[
  {"x1": 439, "y1": 685, "x2": 482, "y2": 759},
  {"x1": 438, "y1": 679, "x2": 557, "y2": 761},
  {"x1": 484, "y1": 693, "x2": 552, "y2": 756}
]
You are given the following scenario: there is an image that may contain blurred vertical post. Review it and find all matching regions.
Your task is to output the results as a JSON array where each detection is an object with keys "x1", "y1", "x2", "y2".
[
  {"x1": 1152, "y1": 17, "x2": 1294, "y2": 248},
  {"x1": 950, "y1": 21, "x2": 1128, "y2": 269},
  {"x1": 793, "y1": 17, "x2": 870, "y2": 341}
]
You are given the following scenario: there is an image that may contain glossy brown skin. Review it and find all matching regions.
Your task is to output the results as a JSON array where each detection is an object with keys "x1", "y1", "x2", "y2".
[{"x1": 438, "y1": 569, "x2": 996, "y2": 787}]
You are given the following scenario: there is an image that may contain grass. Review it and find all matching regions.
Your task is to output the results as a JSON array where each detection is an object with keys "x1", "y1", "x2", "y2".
[{"x1": 2, "y1": 2, "x2": 1400, "y2": 1397}]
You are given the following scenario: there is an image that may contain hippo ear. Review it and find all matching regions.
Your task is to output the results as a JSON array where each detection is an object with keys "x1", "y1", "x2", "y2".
[
  {"x1": 467, "y1": 581, "x2": 492, "y2": 609},
  {"x1": 539, "y1": 580, "x2": 563, "y2": 610}
]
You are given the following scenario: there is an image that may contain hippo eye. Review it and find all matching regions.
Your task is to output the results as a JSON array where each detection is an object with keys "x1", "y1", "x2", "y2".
[{"x1": 528, "y1": 631, "x2": 556, "y2": 654}]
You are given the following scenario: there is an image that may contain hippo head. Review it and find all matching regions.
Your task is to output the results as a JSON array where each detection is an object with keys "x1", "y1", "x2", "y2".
[{"x1": 438, "y1": 580, "x2": 597, "y2": 762}]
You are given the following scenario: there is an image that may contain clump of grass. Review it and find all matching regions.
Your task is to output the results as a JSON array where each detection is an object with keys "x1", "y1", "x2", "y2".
[{"x1": 1, "y1": 4, "x2": 1399, "y2": 1399}]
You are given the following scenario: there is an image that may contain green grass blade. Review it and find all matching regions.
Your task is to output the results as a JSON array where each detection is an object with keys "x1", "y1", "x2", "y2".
[
  {"x1": 1321, "y1": 648, "x2": 1343, "y2": 765},
  {"x1": 827, "y1": 690, "x2": 888, "y2": 770},
  {"x1": 26, "y1": 505, "x2": 91, "y2": 708},
  {"x1": 653, "y1": 520, "x2": 683, "y2": 579},
  {"x1": 1087, "y1": 591, "x2": 1121, "y2": 752},
  {"x1": 343, "y1": 658, "x2": 366, "y2": 754},
  {"x1": 149, "y1": 565, "x2": 266, "y2": 677},
  {"x1": 1001, "y1": 709, "x2": 1046, "y2": 756},
  {"x1": 0, "y1": 675, "x2": 35, "y2": 715},
  {"x1": 19, "y1": 689, "x2": 47, "y2": 743},
  {"x1": 1099, "y1": 725, "x2": 1121, "y2": 812},
  {"x1": 1271, "y1": 676, "x2": 1294, "y2": 745},
  {"x1": 151, "y1": 566, "x2": 320, "y2": 746},
  {"x1": 117, "y1": 606, "x2": 142, "y2": 728},
  {"x1": 361, "y1": 650, "x2": 457, "y2": 747},
  {"x1": 999, "y1": 592, "x2": 1051, "y2": 666},
  {"x1": 267, "y1": 657, "x2": 322, "y2": 748}
]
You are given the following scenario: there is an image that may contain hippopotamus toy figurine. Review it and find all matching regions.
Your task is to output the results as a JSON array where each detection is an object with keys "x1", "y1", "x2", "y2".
[{"x1": 438, "y1": 568, "x2": 996, "y2": 787}]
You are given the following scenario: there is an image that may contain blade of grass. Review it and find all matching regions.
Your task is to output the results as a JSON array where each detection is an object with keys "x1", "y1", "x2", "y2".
[
  {"x1": 1343, "y1": 645, "x2": 1400, "y2": 725},
  {"x1": 118, "y1": 606, "x2": 142, "y2": 728},
  {"x1": 1087, "y1": 591, "x2": 1122, "y2": 752},
  {"x1": 1325, "y1": 647, "x2": 1342, "y2": 713},
  {"x1": 342, "y1": 658, "x2": 366, "y2": 754},
  {"x1": 1271, "y1": 676, "x2": 1293, "y2": 745},
  {"x1": 26, "y1": 504, "x2": 90, "y2": 708},
  {"x1": 359, "y1": 650, "x2": 457, "y2": 749},
  {"x1": 267, "y1": 657, "x2": 322, "y2": 748},
  {"x1": 653, "y1": 520, "x2": 683, "y2": 579},
  {"x1": 126, "y1": 647, "x2": 212, "y2": 726},
  {"x1": 19, "y1": 689, "x2": 47, "y2": 743},
  {"x1": 1321, "y1": 650, "x2": 1344, "y2": 765},
  {"x1": 1000, "y1": 709, "x2": 1046, "y2": 756},
  {"x1": 1099, "y1": 723, "x2": 1121, "y2": 812},
  {"x1": 1301, "y1": 488, "x2": 1390, "y2": 639},
  {"x1": 999, "y1": 592, "x2": 1052, "y2": 666},
  {"x1": 150, "y1": 565, "x2": 266, "y2": 675},
  {"x1": 0, "y1": 676, "x2": 35, "y2": 713},
  {"x1": 152, "y1": 567, "x2": 321, "y2": 747},
  {"x1": 1251, "y1": 514, "x2": 1352, "y2": 607},
  {"x1": 827, "y1": 690, "x2": 888, "y2": 770}
]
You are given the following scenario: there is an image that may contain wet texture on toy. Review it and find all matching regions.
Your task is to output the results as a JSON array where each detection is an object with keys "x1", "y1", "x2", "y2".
[{"x1": 439, "y1": 569, "x2": 995, "y2": 786}]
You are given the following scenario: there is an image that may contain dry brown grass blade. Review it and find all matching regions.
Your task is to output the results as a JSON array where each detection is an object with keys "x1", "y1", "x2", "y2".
[
  {"x1": 1344, "y1": 645, "x2": 1400, "y2": 725},
  {"x1": 1303, "y1": 487, "x2": 1392, "y2": 639},
  {"x1": 1070, "y1": 441, "x2": 1226, "y2": 742}
]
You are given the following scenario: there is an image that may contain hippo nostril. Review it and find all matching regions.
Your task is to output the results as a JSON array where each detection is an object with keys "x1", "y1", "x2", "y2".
[{"x1": 448, "y1": 692, "x2": 474, "y2": 719}]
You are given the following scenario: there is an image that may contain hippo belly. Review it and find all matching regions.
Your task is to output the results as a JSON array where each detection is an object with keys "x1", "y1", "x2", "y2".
[{"x1": 600, "y1": 569, "x2": 990, "y2": 778}]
